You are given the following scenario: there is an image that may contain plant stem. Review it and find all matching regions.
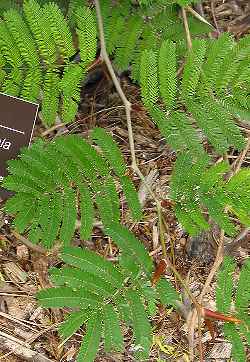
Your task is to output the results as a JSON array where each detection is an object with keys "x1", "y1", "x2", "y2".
[
  {"x1": 228, "y1": 137, "x2": 250, "y2": 178},
  {"x1": 182, "y1": 7, "x2": 192, "y2": 50},
  {"x1": 12, "y1": 231, "x2": 47, "y2": 255},
  {"x1": 225, "y1": 227, "x2": 250, "y2": 254},
  {"x1": 188, "y1": 230, "x2": 224, "y2": 361},
  {"x1": 94, "y1": 4, "x2": 204, "y2": 359},
  {"x1": 94, "y1": 0, "x2": 137, "y2": 169},
  {"x1": 157, "y1": 201, "x2": 167, "y2": 258},
  {"x1": 94, "y1": 0, "x2": 167, "y2": 251},
  {"x1": 186, "y1": 5, "x2": 214, "y2": 28}
]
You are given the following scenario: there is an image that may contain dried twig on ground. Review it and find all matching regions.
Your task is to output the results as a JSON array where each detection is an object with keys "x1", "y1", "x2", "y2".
[{"x1": 0, "y1": 331, "x2": 53, "y2": 362}]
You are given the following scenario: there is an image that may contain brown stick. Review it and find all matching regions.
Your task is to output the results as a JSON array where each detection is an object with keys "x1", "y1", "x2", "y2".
[
  {"x1": 0, "y1": 331, "x2": 52, "y2": 362},
  {"x1": 210, "y1": 0, "x2": 220, "y2": 33},
  {"x1": 12, "y1": 231, "x2": 47, "y2": 255},
  {"x1": 229, "y1": 137, "x2": 250, "y2": 177},
  {"x1": 94, "y1": 0, "x2": 162, "y2": 209},
  {"x1": 188, "y1": 130, "x2": 249, "y2": 359},
  {"x1": 187, "y1": 230, "x2": 224, "y2": 361},
  {"x1": 225, "y1": 227, "x2": 250, "y2": 254},
  {"x1": 94, "y1": 0, "x2": 136, "y2": 169},
  {"x1": 182, "y1": 7, "x2": 192, "y2": 50}
]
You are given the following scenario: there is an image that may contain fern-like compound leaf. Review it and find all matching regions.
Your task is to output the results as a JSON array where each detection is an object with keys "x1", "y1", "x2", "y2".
[
  {"x1": 106, "y1": 14, "x2": 125, "y2": 55},
  {"x1": 0, "y1": 0, "x2": 98, "y2": 125},
  {"x1": 131, "y1": 26, "x2": 159, "y2": 82},
  {"x1": 223, "y1": 323, "x2": 247, "y2": 362},
  {"x1": 4, "y1": 133, "x2": 141, "y2": 248},
  {"x1": 126, "y1": 289, "x2": 152, "y2": 360},
  {"x1": 76, "y1": 6, "x2": 97, "y2": 65},
  {"x1": 41, "y1": 71, "x2": 60, "y2": 126},
  {"x1": 216, "y1": 35, "x2": 250, "y2": 95},
  {"x1": 59, "y1": 310, "x2": 87, "y2": 340},
  {"x1": 42, "y1": 193, "x2": 63, "y2": 248},
  {"x1": 120, "y1": 176, "x2": 143, "y2": 221},
  {"x1": 61, "y1": 247, "x2": 124, "y2": 287},
  {"x1": 21, "y1": 67, "x2": 42, "y2": 101},
  {"x1": 170, "y1": 154, "x2": 209, "y2": 234},
  {"x1": 114, "y1": 15, "x2": 143, "y2": 71},
  {"x1": 92, "y1": 127, "x2": 126, "y2": 177},
  {"x1": 67, "y1": 0, "x2": 89, "y2": 27},
  {"x1": 37, "y1": 194, "x2": 50, "y2": 238},
  {"x1": 214, "y1": 257, "x2": 250, "y2": 360},
  {"x1": 202, "y1": 33, "x2": 234, "y2": 90},
  {"x1": 50, "y1": 267, "x2": 116, "y2": 298},
  {"x1": 235, "y1": 258, "x2": 250, "y2": 316},
  {"x1": 57, "y1": 135, "x2": 109, "y2": 178},
  {"x1": 140, "y1": 32, "x2": 248, "y2": 157},
  {"x1": 4, "y1": 193, "x2": 33, "y2": 214},
  {"x1": 13, "y1": 201, "x2": 37, "y2": 234},
  {"x1": 114, "y1": 293, "x2": 132, "y2": 326},
  {"x1": 60, "y1": 63, "x2": 86, "y2": 123},
  {"x1": 156, "y1": 278, "x2": 180, "y2": 307},
  {"x1": 4, "y1": 8, "x2": 40, "y2": 67},
  {"x1": 23, "y1": 0, "x2": 57, "y2": 65},
  {"x1": 37, "y1": 287, "x2": 102, "y2": 309},
  {"x1": 216, "y1": 256, "x2": 236, "y2": 314},
  {"x1": 0, "y1": 21, "x2": 22, "y2": 69},
  {"x1": 170, "y1": 154, "x2": 250, "y2": 236},
  {"x1": 95, "y1": 190, "x2": 119, "y2": 227},
  {"x1": 2, "y1": 68, "x2": 22, "y2": 97},
  {"x1": 103, "y1": 177, "x2": 121, "y2": 222},
  {"x1": 226, "y1": 169, "x2": 250, "y2": 227},
  {"x1": 37, "y1": 223, "x2": 181, "y2": 361},
  {"x1": 103, "y1": 304, "x2": 124, "y2": 352},
  {"x1": 60, "y1": 187, "x2": 77, "y2": 246},
  {"x1": 78, "y1": 183, "x2": 94, "y2": 240},
  {"x1": 43, "y1": 2, "x2": 75, "y2": 60},
  {"x1": 159, "y1": 40, "x2": 177, "y2": 110},
  {"x1": 165, "y1": 110, "x2": 205, "y2": 156},
  {"x1": 140, "y1": 49, "x2": 159, "y2": 110},
  {"x1": 105, "y1": 223, "x2": 153, "y2": 275},
  {"x1": 77, "y1": 312, "x2": 102, "y2": 362},
  {"x1": 181, "y1": 39, "x2": 206, "y2": 101},
  {"x1": 119, "y1": 252, "x2": 141, "y2": 278}
]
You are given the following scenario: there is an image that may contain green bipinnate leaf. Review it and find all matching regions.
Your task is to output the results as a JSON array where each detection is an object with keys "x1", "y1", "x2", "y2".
[
  {"x1": 216, "y1": 257, "x2": 250, "y2": 361},
  {"x1": 37, "y1": 224, "x2": 179, "y2": 361},
  {"x1": 0, "y1": 0, "x2": 97, "y2": 124},
  {"x1": 170, "y1": 154, "x2": 250, "y2": 236},
  {"x1": 4, "y1": 131, "x2": 142, "y2": 248}
]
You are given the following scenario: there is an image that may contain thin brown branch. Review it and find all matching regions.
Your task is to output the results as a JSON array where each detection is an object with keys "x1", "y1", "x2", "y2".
[
  {"x1": 199, "y1": 230, "x2": 225, "y2": 302},
  {"x1": 187, "y1": 230, "x2": 224, "y2": 361},
  {"x1": 187, "y1": 133, "x2": 250, "y2": 359},
  {"x1": 225, "y1": 227, "x2": 250, "y2": 254},
  {"x1": 186, "y1": 5, "x2": 214, "y2": 28},
  {"x1": 0, "y1": 330, "x2": 52, "y2": 362},
  {"x1": 210, "y1": 0, "x2": 220, "y2": 33},
  {"x1": 229, "y1": 137, "x2": 250, "y2": 177},
  {"x1": 94, "y1": 0, "x2": 162, "y2": 210},
  {"x1": 94, "y1": 0, "x2": 136, "y2": 169},
  {"x1": 12, "y1": 231, "x2": 47, "y2": 255},
  {"x1": 182, "y1": 7, "x2": 192, "y2": 50}
]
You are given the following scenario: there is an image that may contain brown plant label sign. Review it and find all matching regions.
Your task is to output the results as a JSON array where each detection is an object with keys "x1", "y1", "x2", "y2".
[{"x1": 0, "y1": 92, "x2": 38, "y2": 201}]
